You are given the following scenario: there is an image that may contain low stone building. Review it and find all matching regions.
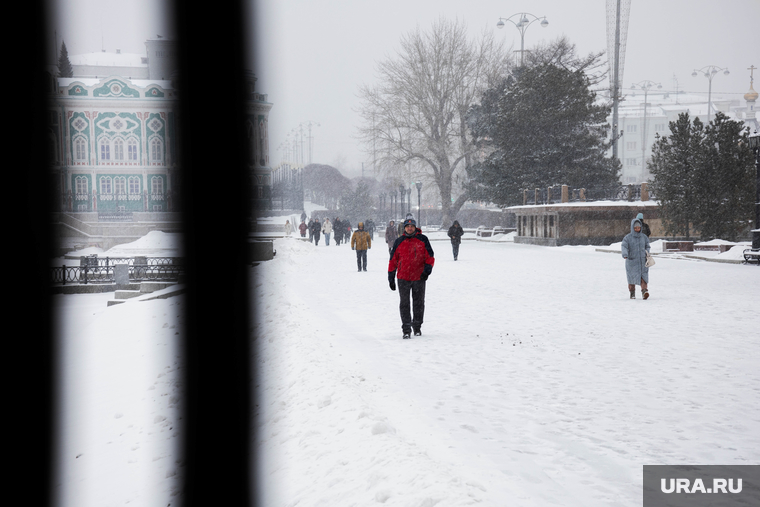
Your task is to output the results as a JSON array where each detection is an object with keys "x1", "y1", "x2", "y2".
[{"x1": 509, "y1": 186, "x2": 662, "y2": 246}]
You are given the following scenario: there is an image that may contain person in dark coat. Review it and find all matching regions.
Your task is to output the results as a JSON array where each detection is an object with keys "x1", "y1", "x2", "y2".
[
  {"x1": 622, "y1": 217, "x2": 651, "y2": 299},
  {"x1": 307, "y1": 218, "x2": 315, "y2": 243},
  {"x1": 366, "y1": 219, "x2": 376, "y2": 238},
  {"x1": 334, "y1": 217, "x2": 343, "y2": 245},
  {"x1": 635, "y1": 213, "x2": 651, "y2": 237},
  {"x1": 388, "y1": 217, "x2": 435, "y2": 339},
  {"x1": 311, "y1": 218, "x2": 321, "y2": 246},
  {"x1": 385, "y1": 220, "x2": 398, "y2": 255},
  {"x1": 447, "y1": 220, "x2": 464, "y2": 260}
]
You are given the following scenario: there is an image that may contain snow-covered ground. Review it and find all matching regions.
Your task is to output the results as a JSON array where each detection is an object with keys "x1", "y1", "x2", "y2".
[{"x1": 53, "y1": 226, "x2": 760, "y2": 506}]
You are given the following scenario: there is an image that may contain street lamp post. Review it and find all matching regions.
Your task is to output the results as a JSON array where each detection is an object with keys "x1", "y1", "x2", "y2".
[
  {"x1": 415, "y1": 182, "x2": 423, "y2": 226},
  {"x1": 496, "y1": 12, "x2": 549, "y2": 67},
  {"x1": 399, "y1": 185, "x2": 405, "y2": 219},
  {"x1": 406, "y1": 188, "x2": 412, "y2": 216},
  {"x1": 631, "y1": 80, "x2": 662, "y2": 181},
  {"x1": 749, "y1": 131, "x2": 760, "y2": 250},
  {"x1": 692, "y1": 65, "x2": 730, "y2": 123}
]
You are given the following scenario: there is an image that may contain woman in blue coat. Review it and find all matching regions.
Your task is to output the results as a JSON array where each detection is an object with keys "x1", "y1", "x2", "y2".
[{"x1": 621, "y1": 217, "x2": 651, "y2": 299}]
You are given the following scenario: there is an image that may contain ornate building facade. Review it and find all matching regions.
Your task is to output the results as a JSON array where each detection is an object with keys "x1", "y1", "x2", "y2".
[{"x1": 50, "y1": 41, "x2": 273, "y2": 214}]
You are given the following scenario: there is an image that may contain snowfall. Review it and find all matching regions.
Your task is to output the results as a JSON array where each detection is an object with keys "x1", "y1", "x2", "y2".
[{"x1": 53, "y1": 211, "x2": 760, "y2": 507}]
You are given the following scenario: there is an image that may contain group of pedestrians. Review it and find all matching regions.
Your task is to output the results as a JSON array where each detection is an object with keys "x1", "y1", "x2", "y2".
[{"x1": 290, "y1": 210, "x2": 654, "y2": 339}]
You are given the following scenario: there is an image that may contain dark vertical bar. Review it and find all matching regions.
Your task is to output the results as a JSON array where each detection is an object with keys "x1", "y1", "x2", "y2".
[
  {"x1": 173, "y1": 1, "x2": 255, "y2": 505},
  {"x1": 16, "y1": 0, "x2": 54, "y2": 504}
]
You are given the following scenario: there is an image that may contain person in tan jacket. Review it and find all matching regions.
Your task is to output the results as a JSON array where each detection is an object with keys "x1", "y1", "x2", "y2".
[{"x1": 351, "y1": 222, "x2": 372, "y2": 272}]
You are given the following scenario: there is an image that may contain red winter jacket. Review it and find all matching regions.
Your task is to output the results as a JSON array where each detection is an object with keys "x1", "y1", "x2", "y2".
[{"x1": 388, "y1": 230, "x2": 435, "y2": 281}]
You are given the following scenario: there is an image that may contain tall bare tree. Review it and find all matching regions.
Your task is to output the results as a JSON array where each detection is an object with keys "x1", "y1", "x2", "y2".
[{"x1": 357, "y1": 18, "x2": 510, "y2": 228}]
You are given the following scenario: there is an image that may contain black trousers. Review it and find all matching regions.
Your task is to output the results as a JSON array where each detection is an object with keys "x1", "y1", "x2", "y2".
[
  {"x1": 356, "y1": 249, "x2": 367, "y2": 270},
  {"x1": 452, "y1": 241, "x2": 460, "y2": 259},
  {"x1": 398, "y1": 279, "x2": 426, "y2": 333}
]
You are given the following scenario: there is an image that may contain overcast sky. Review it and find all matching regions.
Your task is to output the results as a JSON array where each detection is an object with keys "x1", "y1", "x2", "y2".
[{"x1": 51, "y1": 0, "x2": 759, "y2": 178}]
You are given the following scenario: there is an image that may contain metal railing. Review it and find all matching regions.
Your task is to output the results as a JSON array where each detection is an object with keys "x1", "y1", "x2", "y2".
[
  {"x1": 51, "y1": 256, "x2": 184, "y2": 285},
  {"x1": 523, "y1": 184, "x2": 656, "y2": 205}
]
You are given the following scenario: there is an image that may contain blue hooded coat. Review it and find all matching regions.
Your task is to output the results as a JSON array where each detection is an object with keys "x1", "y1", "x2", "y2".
[{"x1": 621, "y1": 218, "x2": 650, "y2": 284}]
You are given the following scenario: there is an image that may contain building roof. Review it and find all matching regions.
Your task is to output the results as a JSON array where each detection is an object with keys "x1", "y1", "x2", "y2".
[{"x1": 70, "y1": 51, "x2": 146, "y2": 69}]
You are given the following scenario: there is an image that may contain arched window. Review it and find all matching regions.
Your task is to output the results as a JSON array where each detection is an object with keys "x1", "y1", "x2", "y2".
[
  {"x1": 150, "y1": 137, "x2": 163, "y2": 164},
  {"x1": 114, "y1": 176, "x2": 126, "y2": 195},
  {"x1": 100, "y1": 176, "x2": 112, "y2": 194},
  {"x1": 75, "y1": 176, "x2": 88, "y2": 195},
  {"x1": 127, "y1": 138, "x2": 138, "y2": 162},
  {"x1": 74, "y1": 137, "x2": 87, "y2": 162},
  {"x1": 128, "y1": 176, "x2": 140, "y2": 194},
  {"x1": 151, "y1": 176, "x2": 164, "y2": 194},
  {"x1": 114, "y1": 138, "x2": 124, "y2": 161},
  {"x1": 99, "y1": 139, "x2": 111, "y2": 162}
]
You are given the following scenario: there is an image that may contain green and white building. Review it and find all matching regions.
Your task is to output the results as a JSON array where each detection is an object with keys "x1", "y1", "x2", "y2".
[{"x1": 49, "y1": 38, "x2": 273, "y2": 215}]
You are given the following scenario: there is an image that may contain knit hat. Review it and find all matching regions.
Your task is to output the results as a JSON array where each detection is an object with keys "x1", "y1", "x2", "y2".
[
  {"x1": 636, "y1": 213, "x2": 644, "y2": 220},
  {"x1": 403, "y1": 217, "x2": 416, "y2": 228}
]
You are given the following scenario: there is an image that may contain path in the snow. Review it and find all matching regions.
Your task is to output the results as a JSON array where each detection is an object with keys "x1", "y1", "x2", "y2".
[{"x1": 253, "y1": 237, "x2": 760, "y2": 506}]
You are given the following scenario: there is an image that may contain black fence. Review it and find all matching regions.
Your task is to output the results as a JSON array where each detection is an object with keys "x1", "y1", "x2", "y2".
[
  {"x1": 523, "y1": 184, "x2": 656, "y2": 205},
  {"x1": 51, "y1": 256, "x2": 184, "y2": 285}
]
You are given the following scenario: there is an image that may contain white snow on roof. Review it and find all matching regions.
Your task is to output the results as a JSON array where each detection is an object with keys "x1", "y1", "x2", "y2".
[
  {"x1": 70, "y1": 52, "x2": 146, "y2": 68},
  {"x1": 508, "y1": 200, "x2": 660, "y2": 210}
]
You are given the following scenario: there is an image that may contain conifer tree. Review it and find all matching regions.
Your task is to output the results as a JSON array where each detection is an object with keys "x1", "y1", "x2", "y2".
[
  {"x1": 58, "y1": 41, "x2": 73, "y2": 78},
  {"x1": 467, "y1": 57, "x2": 619, "y2": 207},
  {"x1": 649, "y1": 112, "x2": 754, "y2": 241}
]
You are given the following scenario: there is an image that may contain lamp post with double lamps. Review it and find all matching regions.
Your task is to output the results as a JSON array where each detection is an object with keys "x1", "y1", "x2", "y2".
[
  {"x1": 631, "y1": 80, "x2": 662, "y2": 181},
  {"x1": 496, "y1": 13, "x2": 549, "y2": 67},
  {"x1": 692, "y1": 65, "x2": 730, "y2": 123}
]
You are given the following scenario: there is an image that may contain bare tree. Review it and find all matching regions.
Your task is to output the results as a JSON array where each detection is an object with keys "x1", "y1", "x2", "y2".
[{"x1": 357, "y1": 18, "x2": 510, "y2": 228}]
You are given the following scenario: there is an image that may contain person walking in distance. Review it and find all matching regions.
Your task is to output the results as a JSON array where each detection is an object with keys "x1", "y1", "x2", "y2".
[
  {"x1": 312, "y1": 218, "x2": 322, "y2": 246},
  {"x1": 635, "y1": 212, "x2": 651, "y2": 237},
  {"x1": 622, "y1": 217, "x2": 651, "y2": 299},
  {"x1": 385, "y1": 220, "x2": 398, "y2": 255},
  {"x1": 388, "y1": 217, "x2": 435, "y2": 338},
  {"x1": 298, "y1": 220, "x2": 307, "y2": 238},
  {"x1": 447, "y1": 220, "x2": 464, "y2": 260},
  {"x1": 322, "y1": 218, "x2": 332, "y2": 246},
  {"x1": 351, "y1": 222, "x2": 372, "y2": 272},
  {"x1": 334, "y1": 217, "x2": 343, "y2": 246}
]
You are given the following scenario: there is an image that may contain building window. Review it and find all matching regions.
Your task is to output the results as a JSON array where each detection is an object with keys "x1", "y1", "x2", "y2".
[
  {"x1": 74, "y1": 137, "x2": 87, "y2": 162},
  {"x1": 100, "y1": 176, "x2": 112, "y2": 194},
  {"x1": 626, "y1": 141, "x2": 637, "y2": 150},
  {"x1": 127, "y1": 138, "x2": 138, "y2": 161},
  {"x1": 75, "y1": 176, "x2": 88, "y2": 195},
  {"x1": 151, "y1": 176, "x2": 164, "y2": 194},
  {"x1": 626, "y1": 158, "x2": 639, "y2": 166},
  {"x1": 654, "y1": 123, "x2": 666, "y2": 132},
  {"x1": 115, "y1": 176, "x2": 126, "y2": 196},
  {"x1": 626, "y1": 125, "x2": 637, "y2": 133},
  {"x1": 114, "y1": 139, "x2": 124, "y2": 161},
  {"x1": 150, "y1": 137, "x2": 163, "y2": 164},
  {"x1": 100, "y1": 140, "x2": 111, "y2": 161},
  {"x1": 128, "y1": 176, "x2": 140, "y2": 194}
]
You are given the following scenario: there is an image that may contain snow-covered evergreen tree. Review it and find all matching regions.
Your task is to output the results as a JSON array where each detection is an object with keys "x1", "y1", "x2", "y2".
[
  {"x1": 649, "y1": 112, "x2": 754, "y2": 241},
  {"x1": 466, "y1": 42, "x2": 619, "y2": 207},
  {"x1": 58, "y1": 41, "x2": 73, "y2": 78}
]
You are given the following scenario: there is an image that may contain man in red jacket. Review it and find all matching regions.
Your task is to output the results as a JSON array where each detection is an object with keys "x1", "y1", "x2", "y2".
[{"x1": 388, "y1": 217, "x2": 435, "y2": 339}]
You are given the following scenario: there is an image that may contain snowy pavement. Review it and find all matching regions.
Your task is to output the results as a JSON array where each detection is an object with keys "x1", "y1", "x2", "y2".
[
  {"x1": 52, "y1": 231, "x2": 760, "y2": 506},
  {"x1": 253, "y1": 236, "x2": 760, "y2": 506}
]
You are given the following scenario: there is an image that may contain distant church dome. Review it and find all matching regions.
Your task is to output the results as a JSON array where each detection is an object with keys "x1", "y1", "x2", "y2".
[{"x1": 746, "y1": 83, "x2": 759, "y2": 102}]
